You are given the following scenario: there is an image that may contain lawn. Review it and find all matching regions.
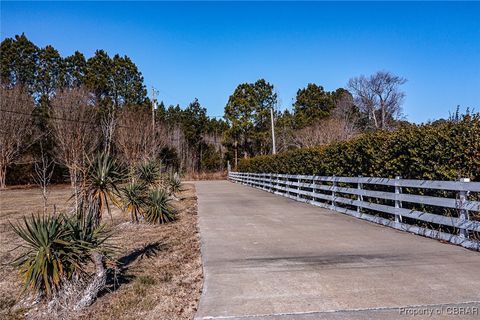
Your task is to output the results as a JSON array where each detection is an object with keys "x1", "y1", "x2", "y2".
[{"x1": 0, "y1": 183, "x2": 203, "y2": 320}]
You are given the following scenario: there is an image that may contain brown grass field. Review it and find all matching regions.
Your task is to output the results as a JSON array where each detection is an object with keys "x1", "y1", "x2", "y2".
[{"x1": 0, "y1": 183, "x2": 203, "y2": 320}]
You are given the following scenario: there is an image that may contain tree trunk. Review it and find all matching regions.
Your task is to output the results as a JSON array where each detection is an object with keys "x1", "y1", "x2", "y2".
[
  {"x1": 74, "y1": 252, "x2": 106, "y2": 310},
  {"x1": 69, "y1": 167, "x2": 77, "y2": 188},
  {"x1": 371, "y1": 109, "x2": 378, "y2": 129},
  {"x1": 380, "y1": 99, "x2": 386, "y2": 130},
  {"x1": 0, "y1": 163, "x2": 6, "y2": 189},
  {"x1": 234, "y1": 140, "x2": 238, "y2": 170}
]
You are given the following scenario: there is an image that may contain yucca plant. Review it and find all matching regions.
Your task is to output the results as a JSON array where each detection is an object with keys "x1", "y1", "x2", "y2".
[
  {"x1": 10, "y1": 211, "x2": 111, "y2": 298},
  {"x1": 81, "y1": 153, "x2": 123, "y2": 224},
  {"x1": 119, "y1": 182, "x2": 147, "y2": 223},
  {"x1": 65, "y1": 207, "x2": 113, "y2": 254},
  {"x1": 167, "y1": 172, "x2": 184, "y2": 198},
  {"x1": 135, "y1": 161, "x2": 161, "y2": 186},
  {"x1": 144, "y1": 189, "x2": 175, "y2": 224},
  {"x1": 11, "y1": 214, "x2": 73, "y2": 297}
]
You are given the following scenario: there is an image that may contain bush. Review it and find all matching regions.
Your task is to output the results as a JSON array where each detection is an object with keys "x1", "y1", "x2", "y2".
[
  {"x1": 135, "y1": 161, "x2": 161, "y2": 186},
  {"x1": 238, "y1": 114, "x2": 480, "y2": 181},
  {"x1": 11, "y1": 211, "x2": 111, "y2": 298},
  {"x1": 82, "y1": 153, "x2": 124, "y2": 223},
  {"x1": 167, "y1": 172, "x2": 183, "y2": 197},
  {"x1": 119, "y1": 182, "x2": 147, "y2": 223},
  {"x1": 144, "y1": 189, "x2": 175, "y2": 224}
]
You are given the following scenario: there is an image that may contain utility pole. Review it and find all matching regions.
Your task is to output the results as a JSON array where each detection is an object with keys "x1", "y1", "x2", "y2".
[
  {"x1": 151, "y1": 87, "x2": 158, "y2": 130},
  {"x1": 270, "y1": 107, "x2": 276, "y2": 154}
]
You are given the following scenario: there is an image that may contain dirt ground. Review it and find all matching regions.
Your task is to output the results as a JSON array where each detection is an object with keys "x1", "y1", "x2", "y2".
[{"x1": 0, "y1": 183, "x2": 203, "y2": 320}]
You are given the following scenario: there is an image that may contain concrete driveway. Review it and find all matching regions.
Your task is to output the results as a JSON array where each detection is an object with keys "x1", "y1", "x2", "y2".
[{"x1": 194, "y1": 181, "x2": 480, "y2": 320}]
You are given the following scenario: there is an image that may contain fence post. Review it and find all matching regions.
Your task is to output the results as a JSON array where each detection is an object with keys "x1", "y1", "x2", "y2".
[
  {"x1": 277, "y1": 174, "x2": 281, "y2": 195},
  {"x1": 273, "y1": 174, "x2": 276, "y2": 193},
  {"x1": 331, "y1": 176, "x2": 337, "y2": 210},
  {"x1": 395, "y1": 176, "x2": 403, "y2": 223},
  {"x1": 357, "y1": 176, "x2": 363, "y2": 215},
  {"x1": 458, "y1": 178, "x2": 470, "y2": 239},
  {"x1": 297, "y1": 176, "x2": 301, "y2": 201},
  {"x1": 286, "y1": 175, "x2": 290, "y2": 198}
]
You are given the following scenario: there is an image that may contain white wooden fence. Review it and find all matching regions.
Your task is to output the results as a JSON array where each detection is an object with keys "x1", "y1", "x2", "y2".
[{"x1": 228, "y1": 172, "x2": 480, "y2": 251}]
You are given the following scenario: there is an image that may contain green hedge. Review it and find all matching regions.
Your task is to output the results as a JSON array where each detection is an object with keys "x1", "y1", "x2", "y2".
[{"x1": 238, "y1": 114, "x2": 480, "y2": 181}]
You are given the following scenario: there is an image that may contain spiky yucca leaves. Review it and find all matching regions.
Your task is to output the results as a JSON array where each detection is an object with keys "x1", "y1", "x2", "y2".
[
  {"x1": 65, "y1": 207, "x2": 113, "y2": 255},
  {"x1": 119, "y1": 182, "x2": 147, "y2": 223},
  {"x1": 168, "y1": 172, "x2": 184, "y2": 197},
  {"x1": 135, "y1": 161, "x2": 161, "y2": 186},
  {"x1": 144, "y1": 189, "x2": 175, "y2": 224},
  {"x1": 11, "y1": 214, "x2": 72, "y2": 297},
  {"x1": 11, "y1": 211, "x2": 111, "y2": 298},
  {"x1": 82, "y1": 153, "x2": 123, "y2": 224}
]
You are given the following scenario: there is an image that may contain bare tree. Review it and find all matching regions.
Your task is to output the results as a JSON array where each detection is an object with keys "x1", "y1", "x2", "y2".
[
  {"x1": 332, "y1": 90, "x2": 359, "y2": 137},
  {"x1": 115, "y1": 107, "x2": 168, "y2": 168},
  {"x1": 0, "y1": 85, "x2": 34, "y2": 189},
  {"x1": 292, "y1": 117, "x2": 353, "y2": 148},
  {"x1": 32, "y1": 141, "x2": 55, "y2": 214},
  {"x1": 348, "y1": 71, "x2": 406, "y2": 130},
  {"x1": 50, "y1": 87, "x2": 99, "y2": 189},
  {"x1": 101, "y1": 107, "x2": 117, "y2": 156}
]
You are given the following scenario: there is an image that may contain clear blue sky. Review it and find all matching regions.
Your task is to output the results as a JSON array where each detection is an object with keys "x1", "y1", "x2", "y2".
[{"x1": 2, "y1": 1, "x2": 479, "y2": 123}]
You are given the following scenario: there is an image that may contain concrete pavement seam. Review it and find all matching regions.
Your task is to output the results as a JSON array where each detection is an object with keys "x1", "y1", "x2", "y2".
[{"x1": 195, "y1": 300, "x2": 480, "y2": 319}]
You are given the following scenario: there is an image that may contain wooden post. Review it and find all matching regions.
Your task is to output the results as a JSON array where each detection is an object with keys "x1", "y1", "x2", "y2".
[
  {"x1": 458, "y1": 178, "x2": 470, "y2": 239},
  {"x1": 297, "y1": 176, "x2": 301, "y2": 201},
  {"x1": 357, "y1": 176, "x2": 363, "y2": 214},
  {"x1": 331, "y1": 176, "x2": 337, "y2": 210},
  {"x1": 286, "y1": 175, "x2": 290, "y2": 198},
  {"x1": 312, "y1": 176, "x2": 316, "y2": 203},
  {"x1": 395, "y1": 176, "x2": 403, "y2": 223}
]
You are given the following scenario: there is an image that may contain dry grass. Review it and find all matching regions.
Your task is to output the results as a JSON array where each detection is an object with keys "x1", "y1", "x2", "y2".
[
  {"x1": 184, "y1": 171, "x2": 226, "y2": 181},
  {"x1": 0, "y1": 183, "x2": 203, "y2": 320}
]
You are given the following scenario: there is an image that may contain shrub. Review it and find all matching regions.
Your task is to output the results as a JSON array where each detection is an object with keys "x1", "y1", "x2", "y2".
[
  {"x1": 119, "y1": 182, "x2": 147, "y2": 223},
  {"x1": 11, "y1": 211, "x2": 111, "y2": 298},
  {"x1": 167, "y1": 172, "x2": 183, "y2": 197},
  {"x1": 82, "y1": 153, "x2": 124, "y2": 223},
  {"x1": 144, "y1": 189, "x2": 175, "y2": 224},
  {"x1": 135, "y1": 161, "x2": 161, "y2": 186},
  {"x1": 238, "y1": 114, "x2": 480, "y2": 181}
]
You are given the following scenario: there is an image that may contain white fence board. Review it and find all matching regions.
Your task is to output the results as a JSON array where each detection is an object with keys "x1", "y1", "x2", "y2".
[{"x1": 229, "y1": 171, "x2": 480, "y2": 251}]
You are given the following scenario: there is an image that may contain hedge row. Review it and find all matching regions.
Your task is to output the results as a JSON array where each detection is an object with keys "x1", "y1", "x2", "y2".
[{"x1": 238, "y1": 114, "x2": 480, "y2": 182}]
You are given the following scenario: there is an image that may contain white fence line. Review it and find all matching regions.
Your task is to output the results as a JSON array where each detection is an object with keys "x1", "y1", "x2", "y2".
[{"x1": 228, "y1": 171, "x2": 480, "y2": 251}]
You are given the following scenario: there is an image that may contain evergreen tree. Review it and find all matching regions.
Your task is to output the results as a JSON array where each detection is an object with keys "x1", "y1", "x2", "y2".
[
  {"x1": 0, "y1": 33, "x2": 39, "y2": 89},
  {"x1": 293, "y1": 83, "x2": 335, "y2": 128},
  {"x1": 224, "y1": 79, "x2": 277, "y2": 160},
  {"x1": 35, "y1": 45, "x2": 63, "y2": 99},
  {"x1": 63, "y1": 51, "x2": 87, "y2": 88}
]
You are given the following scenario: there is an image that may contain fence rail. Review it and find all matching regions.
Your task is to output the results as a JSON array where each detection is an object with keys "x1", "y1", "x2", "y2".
[{"x1": 228, "y1": 172, "x2": 480, "y2": 251}]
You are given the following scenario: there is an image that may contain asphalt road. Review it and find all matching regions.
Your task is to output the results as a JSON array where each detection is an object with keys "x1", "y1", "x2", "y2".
[{"x1": 194, "y1": 180, "x2": 480, "y2": 320}]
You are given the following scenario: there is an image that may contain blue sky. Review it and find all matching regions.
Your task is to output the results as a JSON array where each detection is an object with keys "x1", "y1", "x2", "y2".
[{"x1": 1, "y1": 1, "x2": 479, "y2": 123}]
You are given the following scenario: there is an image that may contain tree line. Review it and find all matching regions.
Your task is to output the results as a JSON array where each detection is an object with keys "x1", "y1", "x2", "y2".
[
  {"x1": 1, "y1": 33, "x2": 408, "y2": 188},
  {"x1": 0, "y1": 34, "x2": 227, "y2": 188},
  {"x1": 223, "y1": 73, "x2": 407, "y2": 167}
]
